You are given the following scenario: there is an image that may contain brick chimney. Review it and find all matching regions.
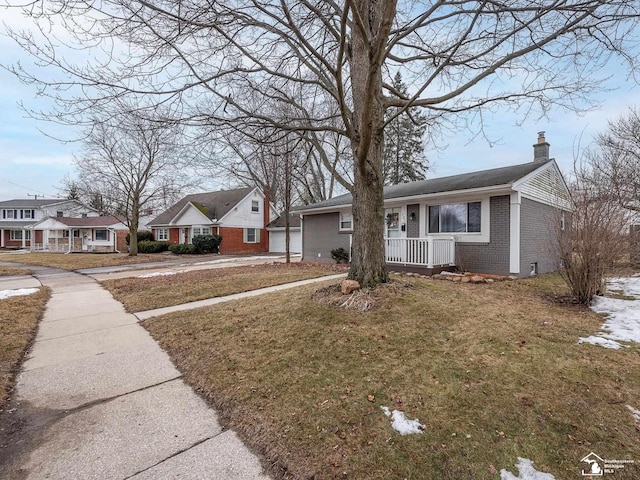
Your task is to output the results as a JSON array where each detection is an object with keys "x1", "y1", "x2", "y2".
[
  {"x1": 533, "y1": 131, "x2": 550, "y2": 162},
  {"x1": 263, "y1": 186, "x2": 271, "y2": 229}
]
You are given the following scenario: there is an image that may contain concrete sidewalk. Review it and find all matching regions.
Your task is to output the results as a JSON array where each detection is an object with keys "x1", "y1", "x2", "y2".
[
  {"x1": 135, "y1": 273, "x2": 346, "y2": 320},
  {"x1": 0, "y1": 269, "x2": 271, "y2": 480},
  {"x1": 82, "y1": 254, "x2": 301, "y2": 281}
]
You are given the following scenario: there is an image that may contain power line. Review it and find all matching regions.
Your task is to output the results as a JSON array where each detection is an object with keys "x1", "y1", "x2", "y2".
[{"x1": 0, "y1": 178, "x2": 51, "y2": 198}]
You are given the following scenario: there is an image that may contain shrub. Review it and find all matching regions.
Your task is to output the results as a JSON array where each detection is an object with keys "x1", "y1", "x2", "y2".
[
  {"x1": 331, "y1": 247, "x2": 350, "y2": 264},
  {"x1": 192, "y1": 234, "x2": 222, "y2": 254},
  {"x1": 169, "y1": 243, "x2": 197, "y2": 255},
  {"x1": 126, "y1": 230, "x2": 154, "y2": 245},
  {"x1": 137, "y1": 240, "x2": 170, "y2": 254}
]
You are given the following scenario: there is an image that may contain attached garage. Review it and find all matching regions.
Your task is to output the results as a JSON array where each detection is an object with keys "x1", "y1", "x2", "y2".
[{"x1": 267, "y1": 213, "x2": 301, "y2": 253}]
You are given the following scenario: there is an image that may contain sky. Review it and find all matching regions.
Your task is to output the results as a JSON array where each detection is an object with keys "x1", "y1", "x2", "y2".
[{"x1": 1, "y1": 7, "x2": 640, "y2": 201}]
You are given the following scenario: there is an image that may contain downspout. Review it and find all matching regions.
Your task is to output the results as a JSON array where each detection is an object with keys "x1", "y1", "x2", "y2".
[{"x1": 110, "y1": 228, "x2": 120, "y2": 253}]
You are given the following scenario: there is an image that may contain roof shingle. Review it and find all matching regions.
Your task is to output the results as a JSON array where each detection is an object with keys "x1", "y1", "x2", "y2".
[
  {"x1": 148, "y1": 187, "x2": 255, "y2": 226},
  {"x1": 294, "y1": 160, "x2": 551, "y2": 211}
]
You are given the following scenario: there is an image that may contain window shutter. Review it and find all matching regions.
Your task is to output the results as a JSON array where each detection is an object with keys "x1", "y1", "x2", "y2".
[
  {"x1": 243, "y1": 228, "x2": 248, "y2": 243},
  {"x1": 256, "y1": 229, "x2": 260, "y2": 243}
]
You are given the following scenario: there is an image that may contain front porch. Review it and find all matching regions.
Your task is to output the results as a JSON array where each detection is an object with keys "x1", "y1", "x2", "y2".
[{"x1": 384, "y1": 236, "x2": 456, "y2": 274}]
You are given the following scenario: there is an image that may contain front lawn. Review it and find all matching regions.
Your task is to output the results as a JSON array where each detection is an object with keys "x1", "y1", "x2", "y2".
[
  {"x1": 142, "y1": 274, "x2": 640, "y2": 479},
  {"x1": 0, "y1": 252, "x2": 178, "y2": 271},
  {"x1": 102, "y1": 264, "x2": 339, "y2": 312},
  {"x1": 0, "y1": 288, "x2": 50, "y2": 410},
  {"x1": 0, "y1": 267, "x2": 30, "y2": 277}
]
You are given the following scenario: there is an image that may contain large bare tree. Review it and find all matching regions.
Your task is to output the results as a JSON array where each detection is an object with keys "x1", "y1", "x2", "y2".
[
  {"x1": 6, "y1": 1, "x2": 640, "y2": 285},
  {"x1": 585, "y1": 107, "x2": 640, "y2": 215},
  {"x1": 72, "y1": 106, "x2": 197, "y2": 255}
]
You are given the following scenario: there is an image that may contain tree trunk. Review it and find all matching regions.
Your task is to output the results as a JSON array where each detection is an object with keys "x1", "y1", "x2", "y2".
[
  {"x1": 129, "y1": 200, "x2": 140, "y2": 256},
  {"x1": 347, "y1": 0, "x2": 393, "y2": 287},
  {"x1": 349, "y1": 149, "x2": 388, "y2": 287}
]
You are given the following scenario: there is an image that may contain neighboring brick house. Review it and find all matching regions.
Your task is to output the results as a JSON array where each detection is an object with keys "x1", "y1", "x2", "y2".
[
  {"x1": 0, "y1": 198, "x2": 99, "y2": 249},
  {"x1": 293, "y1": 133, "x2": 572, "y2": 278},
  {"x1": 28, "y1": 216, "x2": 129, "y2": 253},
  {"x1": 148, "y1": 187, "x2": 278, "y2": 255}
]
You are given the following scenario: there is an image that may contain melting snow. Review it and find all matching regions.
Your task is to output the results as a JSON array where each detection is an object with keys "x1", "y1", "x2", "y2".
[
  {"x1": 380, "y1": 406, "x2": 425, "y2": 435},
  {"x1": 137, "y1": 270, "x2": 187, "y2": 278},
  {"x1": 193, "y1": 255, "x2": 285, "y2": 266},
  {"x1": 0, "y1": 288, "x2": 39, "y2": 300},
  {"x1": 501, "y1": 458, "x2": 556, "y2": 480},
  {"x1": 627, "y1": 405, "x2": 640, "y2": 423},
  {"x1": 579, "y1": 276, "x2": 640, "y2": 349}
]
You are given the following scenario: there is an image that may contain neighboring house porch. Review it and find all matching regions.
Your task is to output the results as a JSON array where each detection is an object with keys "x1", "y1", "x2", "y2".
[{"x1": 29, "y1": 216, "x2": 129, "y2": 253}]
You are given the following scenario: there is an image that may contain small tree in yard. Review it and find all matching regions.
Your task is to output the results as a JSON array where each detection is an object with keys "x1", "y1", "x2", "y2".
[{"x1": 556, "y1": 170, "x2": 631, "y2": 304}]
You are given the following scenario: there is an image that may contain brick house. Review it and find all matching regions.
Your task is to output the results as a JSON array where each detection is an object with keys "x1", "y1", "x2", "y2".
[
  {"x1": 293, "y1": 133, "x2": 572, "y2": 278},
  {"x1": 148, "y1": 186, "x2": 278, "y2": 255}
]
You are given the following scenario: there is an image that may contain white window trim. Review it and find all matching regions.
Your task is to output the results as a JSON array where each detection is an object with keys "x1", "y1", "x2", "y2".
[
  {"x1": 156, "y1": 228, "x2": 169, "y2": 241},
  {"x1": 339, "y1": 211, "x2": 353, "y2": 231},
  {"x1": 425, "y1": 197, "x2": 490, "y2": 243},
  {"x1": 243, "y1": 227, "x2": 261, "y2": 244},
  {"x1": 95, "y1": 229, "x2": 108, "y2": 241},
  {"x1": 251, "y1": 200, "x2": 260, "y2": 213},
  {"x1": 10, "y1": 230, "x2": 29, "y2": 240}
]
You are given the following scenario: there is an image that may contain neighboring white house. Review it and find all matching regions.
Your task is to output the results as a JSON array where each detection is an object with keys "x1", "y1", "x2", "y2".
[
  {"x1": 28, "y1": 216, "x2": 129, "y2": 253},
  {"x1": 0, "y1": 198, "x2": 99, "y2": 249},
  {"x1": 267, "y1": 212, "x2": 302, "y2": 254}
]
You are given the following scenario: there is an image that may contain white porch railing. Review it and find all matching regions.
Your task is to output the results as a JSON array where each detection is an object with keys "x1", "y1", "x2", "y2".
[{"x1": 384, "y1": 236, "x2": 455, "y2": 268}]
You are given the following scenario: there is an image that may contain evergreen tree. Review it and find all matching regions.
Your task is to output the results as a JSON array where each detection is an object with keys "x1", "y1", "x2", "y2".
[{"x1": 383, "y1": 72, "x2": 429, "y2": 185}]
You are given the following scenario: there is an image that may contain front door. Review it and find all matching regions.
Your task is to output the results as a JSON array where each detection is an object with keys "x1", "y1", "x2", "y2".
[
  {"x1": 385, "y1": 208, "x2": 401, "y2": 238},
  {"x1": 180, "y1": 228, "x2": 189, "y2": 244}
]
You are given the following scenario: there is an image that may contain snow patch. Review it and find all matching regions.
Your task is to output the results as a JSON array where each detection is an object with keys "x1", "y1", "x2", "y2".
[
  {"x1": 137, "y1": 270, "x2": 186, "y2": 278},
  {"x1": 0, "y1": 288, "x2": 39, "y2": 300},
  {"x1": 578, "y1": 336, "x2": 623, "y2": 350},
  {"x1": 380, "y1": 406, "x2": 425, "y2": 435},
  {"x1": 579, "y1": 277, "x2": 640, "y2": 349},
  {"x1": 501, "y1": 458, "x2": 556, "y2": 480},
  {"x1": 627, "y1": 405, "x2": 640, "y2": 423},
  {"x1": 193, "y1": 255, "x2": 283, "y2": 266}
]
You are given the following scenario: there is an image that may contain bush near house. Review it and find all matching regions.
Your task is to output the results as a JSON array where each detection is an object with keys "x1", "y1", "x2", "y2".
[
  {"x1": 137, "y1": 240, "x2": 170, "y2": 254},
  {"x1": 192, "y1": 234, "x2": 222, "y2": 254},
  {"x1": 125, "y1": 231, "x2": 154, "y2": 245},
  {"x1": 331, "y1": 247, "x2": 350, "y2": 264},
  {"x1": 169, "y1": 244, "x2": 197, "y2": 255}
]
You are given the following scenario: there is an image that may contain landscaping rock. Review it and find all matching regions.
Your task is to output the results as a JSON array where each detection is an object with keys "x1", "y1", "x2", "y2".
[
  {"x1": 470, "y1": 275, "x2": 485, "y2": 284},
  {"x1": 452, "y1": 276, "x2": 462, "y2": 282},
  {"x1": 432, "y1": 274, "x2": 442, "y2": 280},
  {"x1": 461, "y1": 277, "x2": 471, "y2": 283},
  {"x1": 486, "y1": 278, "x2": 495, "y2": 283},
  {"x1": 341, "y1": 279, "x2": 361, "y2": 295}
]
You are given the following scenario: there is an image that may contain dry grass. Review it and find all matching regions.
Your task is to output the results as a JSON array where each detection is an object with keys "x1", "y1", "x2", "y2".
[
  {"x1": 0, "y1": 267, "x2": 30, "y2": 277},
  {"x1": 143, "y1": 273, "x2": 640, "y2": 479},
  {"x1": 102, "y1": 264, "x2": 338, "y2": 312},
  {"x1": 0, "y1": 252, "x2": 181, "y2": 271},
  {"x1": 0, "y1": 288, "x2": 50, "y2": 411}
]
